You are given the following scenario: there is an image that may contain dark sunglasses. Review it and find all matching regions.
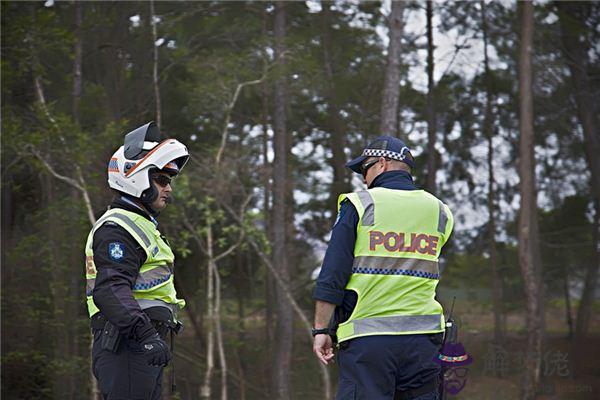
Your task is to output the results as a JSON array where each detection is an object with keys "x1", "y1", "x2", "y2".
[
  {"x1": 152, "y1": 174, "x2": 172, "y2": 187},
  {"x1": 361, "y1": 159, "x2": 380, "y2": 177}
]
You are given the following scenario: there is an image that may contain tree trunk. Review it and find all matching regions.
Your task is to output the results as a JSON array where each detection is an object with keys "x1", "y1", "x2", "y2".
[
  {"x1": 481, "y1": 0, "x2": 503, "y2": 345},
  {"x1": 517, "y1": 2, "x2": 542, "y2": 398},
  {"x1": 271, "y1": 3, "x2": 293, "y2": 399},
  {"x1": 71, "y1": 3, "x2": 99, "y2": 397},
  {"x1": 213, "y1": 258, "x2": 228, "y2": 400},
  {"x1": 150, "y1": 0, "x2": 162, "y2": 130},
  {"x1": 379, "y1": 0, "x2": 406, "y2": 136},
  {"x1": 556, "y1": 1, "x2": 600, "y2": 342},
  {"x1": 564, "y1": 274, "x2": 574, "y2": 340},
  {"x1": 235, "y1": 252, "x2": 247, "y2": 400},
  {"x1": 321, "y1": 2, "x2": 350, "y2": 214},
  {"x1": 73, "y1": 0, "x2": 83, "y2": 123},
  {"x1": 425, "y1": 0, "x2": 437, "y2": 194},
  {"x1": 260, "y1": 7, "x2": 275, "y2": 353},
  {"x1": 200, "y1": 224, "x2": 215, "y2": 399}
]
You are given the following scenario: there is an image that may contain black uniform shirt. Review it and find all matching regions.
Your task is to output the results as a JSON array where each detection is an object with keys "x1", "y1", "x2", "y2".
[{"x1": 91, "y1": 196, "x2": 156, "y2": 339}]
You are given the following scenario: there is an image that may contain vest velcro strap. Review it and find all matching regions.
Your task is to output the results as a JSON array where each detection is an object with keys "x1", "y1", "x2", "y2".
[
  {"x1": 133, "y1": 264, "x2": 172, "y2": 290},
  {"x1": 352, "y1": 314, "x2": 443, "y2": 335},
  {"x1": 352, "y1": 256, "x2": 439, "y2": 276},
  {"x1": 356, "y1": 191, "x2": 375, "y2": 226},
  {"x1": 437, "y1": 201, "x2": 448, "y2": 234}
]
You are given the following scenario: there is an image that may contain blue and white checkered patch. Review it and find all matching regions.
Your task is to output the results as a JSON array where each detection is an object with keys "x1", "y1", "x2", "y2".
[
  {"x1": 109, "y1": 242, "x2": 125, "y2": 262},
  {"x1": 352, "y1": 267, "x2": 439, "y2": 280},
  {"x1": 361, "y1": 147, "x2": 410, "y2": 162}
]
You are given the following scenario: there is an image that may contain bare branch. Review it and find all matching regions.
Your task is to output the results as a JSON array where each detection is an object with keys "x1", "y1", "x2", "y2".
[
  {"x1": 30, "y1": 147, "x2": 84, "y2": 192},
  {"x1": 215, "y1": 76, "x2": 268, "y2": 165}
]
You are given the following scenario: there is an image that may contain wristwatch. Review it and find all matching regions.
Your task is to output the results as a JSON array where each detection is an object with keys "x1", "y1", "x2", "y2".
[{"x1": 311, "y1": 327, "x2": 330, "y2": 337}]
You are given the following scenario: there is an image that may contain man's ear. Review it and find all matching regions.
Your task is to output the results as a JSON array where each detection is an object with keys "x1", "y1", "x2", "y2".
[{"x1": 380, "y1": 157, "x2": 388, "y2": 171}]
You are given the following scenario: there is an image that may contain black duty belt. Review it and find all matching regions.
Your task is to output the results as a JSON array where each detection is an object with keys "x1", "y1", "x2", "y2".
[
  {"x1": 90, "y1": 313, "x2": 182, "y2": 339},
  {"x1": 394, "y1": 376, "x2": 439, "y2": 400}
]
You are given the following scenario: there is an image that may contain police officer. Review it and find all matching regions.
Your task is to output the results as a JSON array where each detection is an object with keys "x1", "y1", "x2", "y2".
[
  {"x1": 85, "y1": 122, "x2": 189, "y2": 399},
  {"x1": 312, "y1": 136, "x2": 454, "y2": 400}
]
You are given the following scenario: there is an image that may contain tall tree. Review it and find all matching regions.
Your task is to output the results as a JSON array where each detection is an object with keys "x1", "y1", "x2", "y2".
[
  {"x1": 556, "y1": 0, "x2": 600, "y2": 342},
  {"x1": 481, "y1": 0, "x2": 504, "y2": 344},
  {"x1": 425, "y1": 0, "x2": 437, "y2": 194},
  {"x1": 271, "y1": 2, "x2": 293, "y2": 399},
  {"x1": 380, "y1": 0, "x2": 406, "y2": 136},
  {"x1": 321, "y1": 2, "x2": 350, "y2": 213},
  {"x1": 517, "y1": 2, "x2": 542, "y2": 398},
  {"x1": 150, "y1": 0, "x2": 162, "y2": 130},
  {"x1": 72, "y1": 1, "x2": 83, "y2": 123}
]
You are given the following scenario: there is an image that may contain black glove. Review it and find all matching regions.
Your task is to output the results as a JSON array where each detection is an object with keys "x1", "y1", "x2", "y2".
[
  {"x1": 139, "y1": 332, "x2": 171, "y2": 367},
  {"x1": 135, "y1": 322, "x2": 171, "y2": 367}
]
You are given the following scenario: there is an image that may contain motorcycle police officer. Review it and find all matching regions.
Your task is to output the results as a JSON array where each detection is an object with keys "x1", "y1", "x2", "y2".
[
  {"x1": 85, "y1": 122, "x2": 189, "y2": 399},
  {"x1": 312, "y1": 136, "x2": 454, "y2": 400}
]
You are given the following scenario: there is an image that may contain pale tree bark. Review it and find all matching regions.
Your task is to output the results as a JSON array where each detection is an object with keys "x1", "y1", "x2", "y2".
[
  {"x1": 200, "y1": 223, "x2": 216, "y2": 400},
  {"x1": 425, "y1": 0, "x2": 437, "y2": 194},
  {"x1": 380, "y1": 0, "x2": 406, "y2": 136},
  {"x1": 517, "y1": 2, "x2": 542, "y2": 398},
  {"x1": 150, "y1": 0, "x2": 162, "y2": 130},
  {"x1": 481, "y1": 0, "x2": 504, "y2": 345},
  {"x1": 321, "y1": 2, "x2": 350, "y2": 213},
  {"x1": 556, "y1": 1, "x2": 600, "y2": 342},
  {"x1": 271, "y1": 3, "x2": 293, "y2": 399}
]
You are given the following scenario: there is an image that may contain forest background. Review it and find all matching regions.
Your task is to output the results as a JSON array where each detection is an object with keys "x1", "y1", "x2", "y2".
[{"x1": 1, "y1": 1, "x2": 599, "y2": 399}]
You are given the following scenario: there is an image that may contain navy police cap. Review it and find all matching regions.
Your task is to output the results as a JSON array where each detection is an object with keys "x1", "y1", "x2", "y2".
[{"x1": 346, "y1": 135, "x2": 415, "y2": 174}]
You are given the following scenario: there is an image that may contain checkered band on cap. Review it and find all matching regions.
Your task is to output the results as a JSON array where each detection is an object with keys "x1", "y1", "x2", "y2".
[{"x1": 361, "y1": 147, "x2": 410, "y2": 162}]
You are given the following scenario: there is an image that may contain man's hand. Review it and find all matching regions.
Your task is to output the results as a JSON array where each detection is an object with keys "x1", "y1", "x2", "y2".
[
  {"x1": 139, "y1": 333, "x2": 171, "y2": 367},
  {"x1": 313, "y1": 333, "x2": 335, "y2": 365}
]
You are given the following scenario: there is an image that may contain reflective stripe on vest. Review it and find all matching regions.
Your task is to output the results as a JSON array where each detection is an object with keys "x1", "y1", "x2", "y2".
[
  {"x1": 438, "y1": 200, "x2": 448, "y2": 234},
  {"x1": 352, "y1": 314, "x2": 443, "y2": 335},
  {"x1": 352, "y1": 256, "x2": 439, "y2": 279},
  {"x1": 86, "y1": 264, "x2": 172, "y2": 296},
  {"x1": 93, "y1": 212, "x2": 151, "y2": 249},
  {"x1": 356, "y1": 191, "x2": 375, "y2": 226},
  {"x1": 137, "y1": 298, "x2": 179, "y2": 316},
  {"x1": 132, "y1": 264, "x2": 173, "y2": 290}
]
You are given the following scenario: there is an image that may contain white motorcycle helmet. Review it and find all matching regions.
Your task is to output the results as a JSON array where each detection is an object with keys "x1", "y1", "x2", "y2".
[{"x1": 108, "y1": 122, "x2": 189, "y2": 204}]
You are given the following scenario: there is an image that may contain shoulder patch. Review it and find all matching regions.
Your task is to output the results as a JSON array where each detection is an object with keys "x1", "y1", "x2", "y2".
[{"x1": 109, "y1": 242, "x2": 126, "y2": 262}]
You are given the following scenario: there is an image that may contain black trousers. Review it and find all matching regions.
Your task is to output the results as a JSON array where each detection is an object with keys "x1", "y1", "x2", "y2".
[
  {"x1": 336, "y1": 334, "x2": 442, "y2": 400},
  {"x1": 92, "y1": 330, "x2": 164, "y2": 400}
]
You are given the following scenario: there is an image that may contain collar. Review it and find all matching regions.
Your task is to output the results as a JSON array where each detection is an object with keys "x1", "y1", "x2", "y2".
[
  {"x1": 369, "y1": 170, "x2": 416, "y2": 190},
  {"x1": 110, "y1": 195, "x2": 159, "y2": 227}
]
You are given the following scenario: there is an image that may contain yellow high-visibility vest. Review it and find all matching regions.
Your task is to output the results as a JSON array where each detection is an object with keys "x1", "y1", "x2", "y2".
[
  {"x1": 84, "y1": 208, "x2": 184, "y2": 318},
  {"x1": 336, "y1": 188, "x2": 453, "y2": 342}
]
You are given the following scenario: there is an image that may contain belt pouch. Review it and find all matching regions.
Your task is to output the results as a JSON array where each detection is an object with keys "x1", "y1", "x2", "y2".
[{"x1": 100, "y1": 320, "x2": 122, "y2": 353}]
